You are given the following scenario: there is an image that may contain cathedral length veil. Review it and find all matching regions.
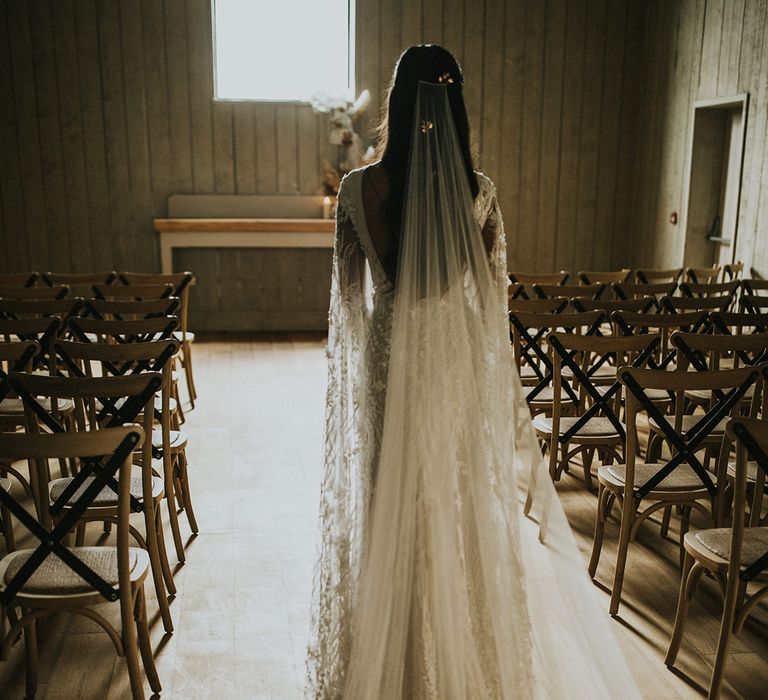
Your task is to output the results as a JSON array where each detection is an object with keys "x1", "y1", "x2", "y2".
[{"x1": 308, "y1": 81, "x2": 641, "y2": 698}]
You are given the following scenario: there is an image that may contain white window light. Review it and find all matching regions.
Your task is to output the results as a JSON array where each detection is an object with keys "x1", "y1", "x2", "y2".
[{"x1": 212, "y1": 0, "x2": 355, "y2": 102}]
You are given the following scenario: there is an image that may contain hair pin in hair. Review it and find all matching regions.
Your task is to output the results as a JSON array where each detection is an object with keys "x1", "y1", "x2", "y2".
[
  {"x1": 420, "y1": 120, "x2": 434, "y2": 134},
  {"x1": 437, "y1": 72, "x2": 455, "y2": 84}
]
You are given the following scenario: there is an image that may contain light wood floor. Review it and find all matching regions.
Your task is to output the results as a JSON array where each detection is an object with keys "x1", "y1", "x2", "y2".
[{"x1": 1, "y1": 339, "x2": 766, "y2": 699}]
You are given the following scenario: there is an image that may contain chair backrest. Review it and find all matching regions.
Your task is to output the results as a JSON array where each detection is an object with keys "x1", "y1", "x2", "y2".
[
  {"x1": 724, "y1": 415, "x2": 768, "y2": 579},
  {"x1": 533, "y1": 282, "x2": 606, "y2": 300},
  {"x1": 722, "y1": 261, "x2": 744, "y2": 281},
  {"x1": 548, "y1": 332, "x2": 660, "y2": 443},
  {"x1": 43, "y1": 271, "x2": 117, "y2": 286},
  {"x1": 661, "y1": 294, "x2": 732, "y2": 313},
  {"x1": 619, "y1": 365, "x2": 763, "y2": 501},
  {"x1": 741, "y1": 279, "x2": 768, "y2": 296},
  {"x1": 571, "y1": 297, "x2": 655, "y2": 314},
  {"x1": 678, "y1": 280, "x2": 739, "y2": 298},
  {"x1": 710, "y1": 311, "x2": 768, "y2": 336},
  {"x1": 509, "y1": 310, "x2": 605, "y2": 407},
  {"x1": 578, "y1": 269, "x2": 631, "y2": 285},
  {"x1": 0, "y1": 340, "x2": 40, "y2": 402},
  {"x1": 612, "y1": 310, "x2": 709, "y2": 371},
  {"x1": 686, "y1": 264, "x2": 721, "y2": 284},
  {"x1": 68, "y1": 315, "x2": 178, "y2": 346},
  {"x1": 509, "y1": 270, "x2": 569, "y2": 287},
  {"x1": 613, "y1": 281, "x2": 677, "y2": 308},
  {"x1": 635, "y1": 267, "x2": 683, "y2": 284},
  {"x1": 0, "y1": 298, "x2": 84, "y2": 322},
  {"x1": 80, "y1": 297, "x2": 180, "y2": 322},
  {"x1": 0, "y1": 272, "x2": 39, "y2": 287},
  {"x1": 508, "y1": 297, "x2": 570, "y2": 314},
  {"x1": 740, "y1": 295, "x2": 768, "y2": 314},
  {"x1": 118, "y1": 271, "x2": 195, "y2": 340},
  {"x1": 671, "y1": 331, "x2": 768, "y2": 374},
  {"x1": 0, "y1": 284, "x2": 70, "y2": 300},
  {"x1": 0, "y1": 317, "x2": 63, "y2": 375},
  {"x1": 0, "y1": 427, "x2": 144, "y2": 604},
  {"x1": 93, "y1": 283, "x2": 174, "y2": 301}
]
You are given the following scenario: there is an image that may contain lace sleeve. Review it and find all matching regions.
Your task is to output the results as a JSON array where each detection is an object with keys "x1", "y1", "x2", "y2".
[{"x1": 307, "y1": 194, "x2": 370, "y2": 697}]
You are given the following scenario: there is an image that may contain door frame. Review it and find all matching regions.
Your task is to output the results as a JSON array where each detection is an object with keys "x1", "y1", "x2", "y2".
[{"x1": 680, "y1": 93, "x2": 749, "y2": 267}]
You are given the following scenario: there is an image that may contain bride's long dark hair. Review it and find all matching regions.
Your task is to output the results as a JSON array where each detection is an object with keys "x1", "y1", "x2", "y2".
[{"x1": 376, "y1": 45, "x2": 479, "y2": 236}]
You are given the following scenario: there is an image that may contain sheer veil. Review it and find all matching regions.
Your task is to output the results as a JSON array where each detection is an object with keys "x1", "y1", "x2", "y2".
[{"x1": 308, "y1": 81, "x2": 641, "y2": 698}]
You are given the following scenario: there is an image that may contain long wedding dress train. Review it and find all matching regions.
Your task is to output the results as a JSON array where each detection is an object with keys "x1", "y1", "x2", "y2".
[{"x1": 307, "y1": 82, "x2": 640, "y2": 699}]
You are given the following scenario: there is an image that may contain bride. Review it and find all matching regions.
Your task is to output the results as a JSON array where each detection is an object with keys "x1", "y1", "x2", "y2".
[{"x1": 307, "y1": 45, "x2": 640, "y2": 699}]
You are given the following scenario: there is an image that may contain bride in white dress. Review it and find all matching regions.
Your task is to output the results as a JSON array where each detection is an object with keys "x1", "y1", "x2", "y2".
[{"x1": 307, "y1": 45, "x2": 641, "y2": 699}]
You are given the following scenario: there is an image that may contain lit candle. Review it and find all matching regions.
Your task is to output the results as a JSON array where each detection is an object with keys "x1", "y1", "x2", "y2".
[{"x1": 322, "y1": 196, "x2": 332, "y2": 219}]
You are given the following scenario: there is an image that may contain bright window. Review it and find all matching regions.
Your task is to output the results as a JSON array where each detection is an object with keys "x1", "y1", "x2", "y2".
[{"x1": 212, "y1": 0, "x2": 355, "y2": 102}]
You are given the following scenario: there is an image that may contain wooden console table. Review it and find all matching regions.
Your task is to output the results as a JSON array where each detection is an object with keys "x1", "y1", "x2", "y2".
[{"x1": 153, "y1": 218, "x2": 335, "y2": 273}]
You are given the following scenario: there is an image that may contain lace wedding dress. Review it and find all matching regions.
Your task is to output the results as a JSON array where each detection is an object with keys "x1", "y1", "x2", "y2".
[{"x1": 307, "y1": 82, "x2": 640, "y2": 699}]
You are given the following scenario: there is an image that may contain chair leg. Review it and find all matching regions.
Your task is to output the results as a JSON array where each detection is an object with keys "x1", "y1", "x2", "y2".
[
  {"x1": 1, "y1": 504, "x2": 15, "y2": 552},
  {"x1": 144, "y1": 505, "x2": 174, "y2": 633},
  {"x1": 182, "y1": 343, "x2": 197, "y2": 408},
  {"x1": 23, "y1": 613, "x2": 38, "y2": 699},
  {"x1": 176, "y1": 451, "x2": 198, "y2": 535},
  {"x1": 679, "y1": 505, "x2": 691, "y2": 570},
  {"x1": 609, "y1": 501, "x2": 635, "y2": 616},
  {"x1": 666, "y1": 553, "x2": 700, "y2": 666},
  {"x1": 122, "y1": 593, "x2": 146, "y2": 700},
  {"x1": 155, "y1": 507, "x2": 176, "y2": 594},
  {"x1": 135, "y1": 587, "x2": 162, "y2": 694},
  {"x1": 708, "y1": 565, "x2": 743, "y2": 698},
  {"x1": 548, "y1": 437, "x2": 559, "y2": 481},
  {"x1": 165, "y1": 468, "x2": 186, "y2": 564},
  {"x1": 589, "y1": 484, "x2": 608, "y2": 578},
  {"x1": 660, "y1": 505, "x2": 672, "y2": 538}
]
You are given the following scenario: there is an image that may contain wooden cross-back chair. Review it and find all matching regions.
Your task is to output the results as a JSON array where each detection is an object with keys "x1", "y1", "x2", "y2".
[
  {"x1": 93, "y1": 283, "x2": 174, "y2": 301},
  {"x1": 661, "y1": 294, "x2": 733, "y2": 314},
  {"x1": 613, "y1": 281, "x2": 677, "y2": 310},
  {"x1": 741, "y1": 278, "x2": 768, "y2": 296},
  {"x1": 710, "y1": 311, "x2": 768, "y2": 337},
  {"x1": 635, "y1": 267, "x2": 683, "y2": 284},
  {"x1": 666, "y1": 414, "x2": 768, "y2": 700},
  {"x1": 509, "y1": 308, "x2": 603, "y2": 418},
  {"x1": 578, "y1": 269, "x2": 632, "y2": 285},
  {"x1": 533, "y1": 332, "x2": 660, "y2": 493},
  {"x1": 11, "y1": 369, "x2": 175, "y2": 634},
  {"x1": 80, "y1": 297, "x2": 181, "y2": 322},
  {"x1": 42, "y1": 271, "x2": 117, "y2": 296},
  {"x1": 686, "y1": 264, "x2": 721, "y2": 284},
  {"x1": 533, "y1": 282, "x2": 606, "y2": 300},
  {"x1": 508, "y1": 271, "x2": 569, "y2": 300},
  {"x1": 571, "y1": 297, "x2": 655, "y2": 336},
  {"x1": 591, "y1": 364, "x2": 763, "y2": 617},
  {"x1": 740, "y1": 294, "x2": 768, "y2": 314},
  {"x1": 0, "y1": 272, "x2": 39, "y2": 287},
  {"x1": 117, "y1": 272, "x2": 197, "y2": 408},
  {"x1": 56, "y1": 336, "x2": 198, "y2": 565},
  {"x1": 678, "y1": 280, "x2": 739, "y2": 299},
  {"x1": 722, "y1": 261, "x2": 744, "y2": 281},
  {"x1": 0, "y1": 284, "x2": 70, "y2": 301},
  {"x1": 0, "y1": 298, "x2": 84, "y2": 323},
  {"x1": 0, "y1": 427, "x2": 160, "y2": 699}
]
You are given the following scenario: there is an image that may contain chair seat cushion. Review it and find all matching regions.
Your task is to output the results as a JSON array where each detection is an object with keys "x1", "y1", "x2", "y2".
[
  {"x1": 0, "y1": 397, "x2": 74, "y2": 416},
  {"x1": 49, "y1": 473, "x2": 162, "y2": 506},
  {"x1": 605, "y1": 463, "x2": 709, "y2": 491},
  {"x1": 648, "y1": 414, "x2": 728, "y2": 435},
  {"x1": 532, "y1": 415, "x2": 623, "y2": 438},
  {"x1": 2, "y1": 546, "x2": 139, "y2": 595},
  {"x1": 694, "y1": 527, "x2": 768, "y2": 565},
  {"x1": 525, "y1": 385, "x2": 573, "y2": 403},
  {"x1": 685, "y1": 386, "x2": 755, "y2": 403},
  {"x1": 172, "y1": 330, "x2": 194, "y2": 343},
  {"x1": 151, "y1": 429, "x2": 188, "y2": 450},
  {"x1": 726, "y1": 460, "x2": 763, "y2": 484}
]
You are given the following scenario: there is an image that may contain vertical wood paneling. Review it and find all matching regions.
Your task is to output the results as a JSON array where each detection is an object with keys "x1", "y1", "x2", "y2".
[
  {"x1": 4, "y1": 0, "x2": 726, "y2": 302},
  {"x1": 29, "y1": 1, "x2": 69, "y2": 269},
  {"x1": 629, "y1": 0, "x2": 768, "y2": 277}
]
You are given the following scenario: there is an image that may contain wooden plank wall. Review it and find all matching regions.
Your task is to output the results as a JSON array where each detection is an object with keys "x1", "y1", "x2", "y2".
[
  {"x1": 624, "y1": 0, "x2": 768, "y2": 277},
  {"x1": 0, "y1": 0, "x2": 643, "y2": 329}
]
